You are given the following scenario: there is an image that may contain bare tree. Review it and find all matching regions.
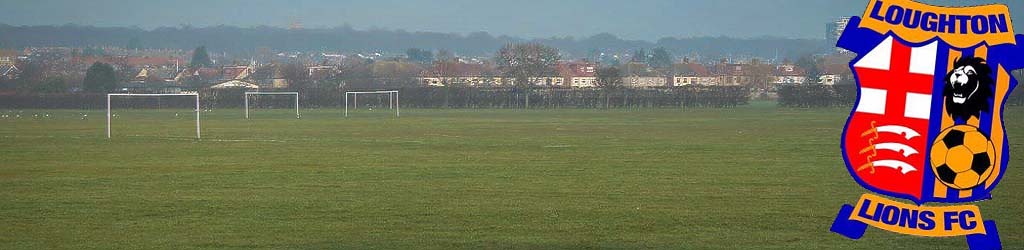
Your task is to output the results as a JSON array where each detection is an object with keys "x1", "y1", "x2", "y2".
[
  {"x1": 596, "y1": 66, "x2": 623, "y2": 109},
  {"x1": 433, "y1": 57, "x2": 457, "y2": 86},
  {"x1": 280, "y1": 63, "x2": 311, "y2": 91},
  {"x1": 337, "y1": 61, "x2": 375, "y2": 89},
  {"x1": 495, "y1": 43, "x2": 560, "y2": 108},
  {"x1": 432, "y1": 57, "x2": 461, "y2": 107},
  {"x1": 648, "y1": 47, "x2": 673, "y2": 69},
  {"x1": 436, "y1": 49, "x2": 454, "y2": 62},
  {"x1": 796, "y1": 55, "x2": 821, "y2": 84},
  {"x1": 747, "y1": 59, "x2": 775, "y2": 95},
  {"x1": 371, "y1": 60, "x2": 422, "y2": 88}
]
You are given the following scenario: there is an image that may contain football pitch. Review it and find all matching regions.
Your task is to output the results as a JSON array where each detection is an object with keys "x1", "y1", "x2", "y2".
[{"x1": 1, "y1": 104, "x2": 1022, "y2": 249}]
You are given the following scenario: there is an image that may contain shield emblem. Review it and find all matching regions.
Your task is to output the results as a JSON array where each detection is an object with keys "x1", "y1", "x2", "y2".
[
  {"x1": 832, "y1": 2, "x2": 1022, "y2": 247},
  {"x1": 840, "y1": 17, "x2": 1019, "y2": 204}
]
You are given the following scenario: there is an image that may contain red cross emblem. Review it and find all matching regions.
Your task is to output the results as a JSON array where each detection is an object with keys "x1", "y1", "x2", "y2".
[{"x1": 843, "y1": 36, "x2": 937, "y2": 200}]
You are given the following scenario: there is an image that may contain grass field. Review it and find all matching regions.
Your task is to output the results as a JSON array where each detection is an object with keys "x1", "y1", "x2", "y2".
[{"x1": 1, "y1": 104, "x2": 1022, "y2": 249}]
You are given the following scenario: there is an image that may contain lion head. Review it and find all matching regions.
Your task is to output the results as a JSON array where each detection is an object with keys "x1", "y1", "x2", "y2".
[{"x1": 944, "y1": 57, "x2": 993, "y2": 121}]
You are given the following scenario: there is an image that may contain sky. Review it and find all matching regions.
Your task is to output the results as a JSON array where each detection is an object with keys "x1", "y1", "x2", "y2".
[{"x1": 0, "y1": 0, "x2": 1020, "y2": 41}]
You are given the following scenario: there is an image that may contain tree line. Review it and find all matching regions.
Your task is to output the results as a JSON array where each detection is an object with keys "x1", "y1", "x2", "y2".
[
  {"x1": 776, "y1": 84, "x2": 857, "y2": 108},
  {"x1": 778, "y1": 69, "x2": 1024, "y2": 108},
  {"x1": 0, "y1": 24, "x2": 828, "y2": 59},
  {"x1": 16, "y1": 81, "x2": 1024, "y2": 110},
  {"x1": 0, "y1": 61, "x2": 118, "y2": 94},
  {"x1": 0, "y1": 86, "x2": 750, "y2": 110}
]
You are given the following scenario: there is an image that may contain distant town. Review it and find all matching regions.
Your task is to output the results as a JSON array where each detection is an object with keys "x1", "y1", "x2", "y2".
[
  {"x1": 0, "y1": 18, "x2": 865, "y2": 95},
  {"x1": 0, "y1": 44, "x2": 856, "y2": 92},
  {"x1": 0, "y1": 17, "x2": 1019, "y2": 101}
]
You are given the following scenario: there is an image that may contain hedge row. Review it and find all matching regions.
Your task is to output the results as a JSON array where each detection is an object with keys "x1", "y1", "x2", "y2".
[
  {"x1": 778, "y1": 83, "x2": 1024, "y2": 108},
  {"x1": 0, "y1": 86, "x2": 752, "y2": 109}
]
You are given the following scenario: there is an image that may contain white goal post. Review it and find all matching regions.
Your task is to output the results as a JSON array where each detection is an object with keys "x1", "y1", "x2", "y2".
[
  {"x1": 345, "y1": 90, "x2": 399, "y2": 117},
  {"x1": 244, "y1": 91, "x2": 300, "y2": 119},
  {"x1": 107, "y1": 93, "x2": 200, "y2": 139}
]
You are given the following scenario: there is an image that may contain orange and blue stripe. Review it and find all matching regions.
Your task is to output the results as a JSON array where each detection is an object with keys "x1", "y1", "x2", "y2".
[{"x1": 929, "y1": 42, "x2": 1013, "y2": 203}]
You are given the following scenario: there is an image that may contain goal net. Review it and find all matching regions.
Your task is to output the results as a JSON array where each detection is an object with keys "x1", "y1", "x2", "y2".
[
  {"x1": 244, "y1": 92, "x2": 300, "y2": 119},
  {"x1": 106, "y1": 93, "x2": 200, "y2": 139},
  {"x1": 345, "y1": 90, "x2": 399, "y2": 117}
]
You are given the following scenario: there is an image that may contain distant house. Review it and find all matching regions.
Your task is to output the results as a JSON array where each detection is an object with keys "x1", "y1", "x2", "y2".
[
  {"x1": 237, "y1": 65, "x2": 278, "y2": 89},
  {"x1": 125, "y1": 56, "x2": 180, "y2": 68},
  {"x1": 71, "y1": 55, "x2": 134, "y2": 71},
  {"x1": 133, "y1": 68, "x2": 151, "y2": 82},
  {"x1": 178, "y1": 67, "x2": 222, "y2": 81},
  {"x1": 133, "y1": 68, "x2": 177, "y2": 83},
  {"x1": 819, "y1": 75, "x2": 843, "y2": 85},
  {"x1": 569, "y1": 76, "x2": 597, "y2": 88},
  {"x1": 421, "y1": 76, "x2": 505, "y2": 86},
  {"x1": 173, "y1": 67, "x2": 225, "y2": 88},
  {"x1": 672, "y1": 62, "x2": 713, "y2": 86},
  {"x1": 711, "y1": 63, "x2": 751, "y2": 86},
  {"x1": 119, "y1": 82, "x2": 183, "y2": 94},
  {"x1": 771, "y1": 64, "x2": 808, "y2": 85},
  {"x1": 125, "y1": 65, "x2": 183, "y2": 93},
  {"x1": 0, "y1": 65, "x2": 20, "y2": 80},
  {"x1": 616, "y1": 61, "x2": 669, "y2": 88},
  {"x1": 209, "y1": 79, "x2": 260, "y2": 89},
  {"x1": 419, "y1": 61, "x2": 501, "y2": 87},
  {"x1": 0, "y1": 49, "x2": 18, "y2": 65},
  {"x1": 272, "y1": 67, "x2": 289, "y2": 88},
  {"x1": 308, "y1": 65, "x2": 337, "y2": 81},
  {"x1": 319, "y1": 53, "x2": 345, "y2": 64},
  {"x1": 529, "y1": 77, "x2": 565, "y2": 87},
  {"x1": 623, "y1": 76, "x2": 668, "y2": 88},
  {"x1": 74, "y1": 54, "x2": 177, "y2": 70},
  {"x1": 419, "y1": 77, "x2": 444, "y2": 87},
  {"x1": 558, "y1": 61, "x2": 597, "y2": 88},
  {"x1": 222, "y1": 65, "x2": 253, "y2": 80},
  {"x1": 819, "y1": 63, "x2": 852, "y2": 85},
  {"x1": 707, "y1": 61, "x2": 784, "y2": 88}
]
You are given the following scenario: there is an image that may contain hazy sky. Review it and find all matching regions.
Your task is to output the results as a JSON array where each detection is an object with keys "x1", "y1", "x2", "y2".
[{"x1": 0, "y1": 0, "x2": 1020, "y2": 40}]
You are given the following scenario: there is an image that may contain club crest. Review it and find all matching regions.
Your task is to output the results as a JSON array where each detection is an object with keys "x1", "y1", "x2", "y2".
[{"x1": 829, "y1": 0, "x2": 1023, "y2": 249}]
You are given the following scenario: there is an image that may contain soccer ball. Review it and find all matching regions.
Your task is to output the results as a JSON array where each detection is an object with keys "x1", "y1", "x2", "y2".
[{"x1": 930, "y1": 125, "x2": 995, "y2": 190}]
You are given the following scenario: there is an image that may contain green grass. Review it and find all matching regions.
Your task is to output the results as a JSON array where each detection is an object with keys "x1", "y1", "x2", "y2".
[{"x1": 0, "y1": 106, "x2": 1022, "y2": 249}]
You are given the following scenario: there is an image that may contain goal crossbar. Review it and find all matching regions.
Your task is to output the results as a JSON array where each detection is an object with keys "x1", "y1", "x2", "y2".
[
  {"x1": 345, "y1": 90, "x2": 399, "y2": 117},
  {"x1": 107, "y1": 93, "x2": 200, "y2": 139},
  {"x1": 244, "y1": 91, "x2": 299, "y2": 119}
]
